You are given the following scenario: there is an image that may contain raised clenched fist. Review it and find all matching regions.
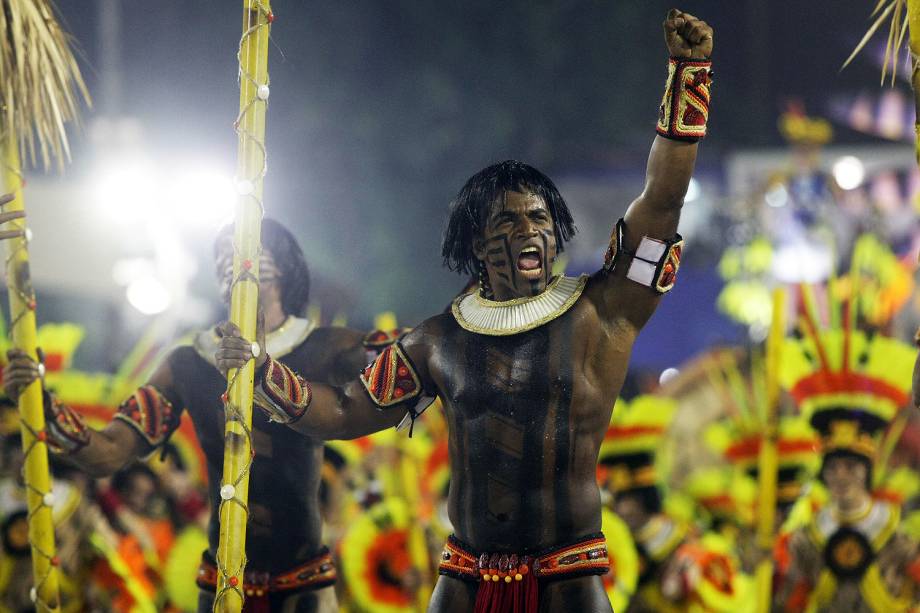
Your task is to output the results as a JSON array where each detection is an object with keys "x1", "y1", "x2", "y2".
[{"x1": 664, "y1": 9, "x2": 713, "y2": 59}]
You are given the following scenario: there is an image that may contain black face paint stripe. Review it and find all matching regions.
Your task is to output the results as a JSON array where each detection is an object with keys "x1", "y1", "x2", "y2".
[
  {"x1": 540, "y1": 230, "x2": 551, "y2": 287},
  {"x1": 502, "y1": 235, "x2": 518, "y2": 291},
  {"x1": 484, "y1": 233, "x2": 519, "y2": 292}
]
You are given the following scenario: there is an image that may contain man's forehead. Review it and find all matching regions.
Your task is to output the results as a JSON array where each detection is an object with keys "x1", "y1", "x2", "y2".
[{"x1": 488, "y1": 190, "x2": 547, "y2": 217}]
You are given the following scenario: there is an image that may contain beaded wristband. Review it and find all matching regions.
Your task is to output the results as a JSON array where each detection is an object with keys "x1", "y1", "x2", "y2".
[{"x1": 657, "y1": 57, "x2": 713, "y2": 142}]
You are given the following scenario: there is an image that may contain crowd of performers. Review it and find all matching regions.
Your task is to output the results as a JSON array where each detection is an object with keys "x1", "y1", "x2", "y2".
[{"x1": 1, "y1": 8, "x2": 920, "y2": 613}]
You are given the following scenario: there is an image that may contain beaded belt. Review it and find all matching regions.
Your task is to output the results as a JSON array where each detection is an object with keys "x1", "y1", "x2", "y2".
[
  {"x1": 196, "y1": 547, "x2": 337, "y2": 598},
  {"x1": 438, "y1": 533, "x2": 608, "y2": 613},
  {"x1": 439, "y1": 533, "x2": 609, "y2": 582}
]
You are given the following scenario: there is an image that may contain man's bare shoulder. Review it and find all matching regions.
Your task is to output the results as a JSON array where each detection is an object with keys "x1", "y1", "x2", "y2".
[{"x1": 404, "y1": 313, "x2": 454, "y2": 344}]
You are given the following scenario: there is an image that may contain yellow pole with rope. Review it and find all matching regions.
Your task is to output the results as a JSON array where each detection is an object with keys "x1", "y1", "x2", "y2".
[
  {"x1": 213, "y1": 2, "x2": 272, "y2": 611},
  {"x1": 0, "y1": 1, "x2": 89, "y2": 609},
  {"x1": 754, "y1": 288, "x2": 785, "y2": 613},
  {"x1": 2, "y1": 139, "x2": 60, "y2": 612}
]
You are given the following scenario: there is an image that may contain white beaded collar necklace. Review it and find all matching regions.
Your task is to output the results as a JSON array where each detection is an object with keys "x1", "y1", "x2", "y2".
[{"x1": 451, "y1": 274, "x2": 588, "y2": 336}]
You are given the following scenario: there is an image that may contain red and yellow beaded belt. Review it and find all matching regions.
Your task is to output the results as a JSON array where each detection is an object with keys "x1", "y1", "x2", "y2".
[
  {"x1": 196, "y1": 547, "x2": 337, "y2": 597},
  {"x1": 438, "y1": 533, "x2": 609, "y2": 583}
]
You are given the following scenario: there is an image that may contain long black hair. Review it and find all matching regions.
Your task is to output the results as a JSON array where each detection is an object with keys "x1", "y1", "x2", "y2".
[
  {"x1": 215, "y1": 218, "x2": 311, "y2": 316},
  {"x1": 441, "y1": 160, "x2": 577, "y2": 275}
]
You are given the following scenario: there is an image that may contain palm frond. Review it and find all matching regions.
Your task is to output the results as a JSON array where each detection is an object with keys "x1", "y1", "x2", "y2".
[
  {"x1": 842, "y1": 0, "x2": 910, "y2": 85},
  {"x1": 0, "y1": 0, "x2": 91, "y2": 172}
]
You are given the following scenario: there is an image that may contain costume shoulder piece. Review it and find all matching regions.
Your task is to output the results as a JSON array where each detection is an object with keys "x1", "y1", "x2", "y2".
[
  {"x1": 194, "y1": 315, "x2": 316, "y2": 365},
  {"x1": 451, "y1": 274, "x2": 588, "y2": 336}
]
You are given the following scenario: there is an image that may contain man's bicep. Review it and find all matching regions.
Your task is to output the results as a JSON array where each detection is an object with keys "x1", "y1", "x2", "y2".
[
  {"x1": 591, "y1": 211, "x2": 682, "y2": 329},
  {"x1": 343, "y1": 379, "x2": 411, "y2": 435},
  {"x1": 294, "y1": 380, "x2": 404, "y2": 440},
  {"x1": 623, "y1": 193, "x2": 682, "y2": 246}
]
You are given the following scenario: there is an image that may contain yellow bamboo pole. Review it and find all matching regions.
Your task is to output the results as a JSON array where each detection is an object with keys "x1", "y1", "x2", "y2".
[
  {"x1": 2, "y1": 137, "x2": 60, "y2": 612},
  {"x1": 213, "y1": 3, "x2": 272, "y2": 612},
  {"x1": 754, "y1": 288, "x2": 785, "y2": 613},
  {"x1": 910, "y1": 1, "x2": 920, "y2": 165}
]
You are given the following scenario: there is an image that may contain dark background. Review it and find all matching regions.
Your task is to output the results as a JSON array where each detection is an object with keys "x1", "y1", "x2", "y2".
[{"x1": 41, "y1": 1, "x2": 903, "y2": 370}]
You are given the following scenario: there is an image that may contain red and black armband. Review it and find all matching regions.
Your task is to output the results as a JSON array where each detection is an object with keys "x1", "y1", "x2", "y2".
[
  {"x1": 114, "y1": 385, "x2": 181, "y2": 449},
  {"x1": 253, "y1": 356, "x2": 312, "y2": 424},
  {"x1": 360, "y1": 342, "x2": 434, "y2": 434},
  {"x1": 604, "y1": 218, "x2": 683, "y2": 294},
  {"x1": 656, "y1": 57, "x2": 712, "y2": 142},
  {"x1": 43, "y1": 393, "x2": 91, "y2": 454}
]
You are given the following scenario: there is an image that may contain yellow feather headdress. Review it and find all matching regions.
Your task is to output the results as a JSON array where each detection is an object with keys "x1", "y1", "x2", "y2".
[
  {"x1": 779, "y1": 284, "x2": 914, "y2": 461},
  {"x1": 599, "y1": 396, "x2": 676, "y2": 494},
  {"x1": 702, "y1": 350, "x2": 820, "y2": 505}
]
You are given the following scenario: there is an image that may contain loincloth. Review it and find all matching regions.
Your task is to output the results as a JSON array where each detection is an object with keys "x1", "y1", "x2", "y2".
[{"x1": 438, "y1": 533, "x2": 609, "y2": 613}]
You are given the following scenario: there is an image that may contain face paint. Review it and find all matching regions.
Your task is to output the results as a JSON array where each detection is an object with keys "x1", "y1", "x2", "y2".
[
  {"x1": 478, "y1": 191, "x2": 557, "y2": 300},
  {"x1": 215, "y1": 235, "x2": 281, "y2": 305}
]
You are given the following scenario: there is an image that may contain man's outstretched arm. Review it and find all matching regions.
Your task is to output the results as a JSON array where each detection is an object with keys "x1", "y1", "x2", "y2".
[
  {"x1": 216, "y1": 322, "x2": 433, "y2": 440},
  {"x1": 592, "y1": 9, "x2": 713, "y2": 330},
  {"x1": 5, "y1": 349, "x2": 180, "y2": 477}
]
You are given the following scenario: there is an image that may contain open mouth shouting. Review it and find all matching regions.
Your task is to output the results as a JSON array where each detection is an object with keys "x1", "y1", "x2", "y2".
[{"x1": 517, "y1": 245, "x2": 544, "y2": 280}]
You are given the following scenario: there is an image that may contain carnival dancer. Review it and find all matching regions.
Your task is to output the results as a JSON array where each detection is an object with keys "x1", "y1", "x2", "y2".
[
  {"x1": 216, "y1": 10, "x2": 714, "y2": 612},
  {"x1": 600, "y1": 395, "x2": 748, "y2": 613},
  {"x1": 2, "y1": 219, "x2": 375, "y2": 613},
  {"x1": 774, "y1": 298, "x2": 920, "y2": 612}
]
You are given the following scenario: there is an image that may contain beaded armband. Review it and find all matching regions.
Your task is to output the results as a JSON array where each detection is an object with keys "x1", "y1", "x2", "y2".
[
  {"x1": 360, "y1": 342, "x2": 435, "y2": 435},
  {"x1": 114, "y1": 385, "x2": 181, "y2": 449},
  {"x1": 360, "y1": 342, "x2": 422, "y2": 408},
  {"x1": 253, "y1": 356, "x2": 313, "y2": 424},
  {"x1": 604, "y1": 218, "x2": 683, "y2": 293},
  {"x1": 657, "y1": 57, "x2": 712, "y2": 142},
  {"x1": 44, "y1": 393, "x2": 91, "y2": 454}
]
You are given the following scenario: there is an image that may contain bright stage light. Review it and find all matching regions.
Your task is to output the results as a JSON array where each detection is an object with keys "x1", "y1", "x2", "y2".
[
  {"x1": 126, "y1": 275, "x2": 171, "y2": 315},
  {"x1": 93, "y1": 156, "x2": 236, "y2": 229},
  {"x1": 93, "y1": 159, "x2": 157, "y2": 224},
  {"x1": 685, "y1": 178, "x2": 701, "y2": 202},
  {"x1": 171, "y1": 169, "x2": 236, "y2": 227},
  {"x1": 832, "y1": 156, "x2": 865, "y2": 190}
]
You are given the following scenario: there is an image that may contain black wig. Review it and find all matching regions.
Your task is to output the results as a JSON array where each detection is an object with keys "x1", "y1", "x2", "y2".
[
  {"x1": 215, "y1": 218, "x2": 311, "y2": 317},
  {"x1": 441, "y1": 160, "x2": 577, "y2": 276}
]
